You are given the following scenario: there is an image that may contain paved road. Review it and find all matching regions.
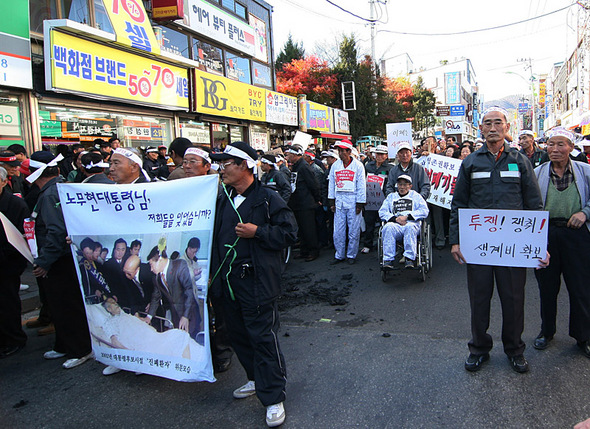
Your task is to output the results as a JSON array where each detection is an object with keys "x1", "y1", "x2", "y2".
[{"x1": 2, "y1": 247, "x2": 589, "y2": 428}]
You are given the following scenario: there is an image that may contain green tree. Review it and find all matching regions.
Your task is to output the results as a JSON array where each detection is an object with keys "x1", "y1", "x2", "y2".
[
  {"x1": 275, "y1": 34, "x2": 305, "y2": 72},
  {"x1": 411, "y1": 77, "x2": 436, "y2": 137}
]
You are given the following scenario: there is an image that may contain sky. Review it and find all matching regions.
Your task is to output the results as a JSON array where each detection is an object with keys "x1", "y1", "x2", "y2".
[{"x1": 267, "y1": 0, "x2": 584, "y2": 102}]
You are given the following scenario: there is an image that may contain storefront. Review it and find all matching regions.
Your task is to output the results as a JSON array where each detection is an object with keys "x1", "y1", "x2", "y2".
[{"x1": 298, "y1": 97, "x2": 351, "y2": 149}]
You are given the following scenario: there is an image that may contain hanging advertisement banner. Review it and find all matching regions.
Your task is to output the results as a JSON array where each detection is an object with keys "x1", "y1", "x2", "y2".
[
  {"x1": 45, "y1": 31, "x2": 189, "y2": 110},
  {"x1": 265, "y1": 91, "x2": 297, "y2": 126},
  {"x1": 57, "y1": 176, "x2": 218, "y2": 382},
  {"x1": 248, "y1": 13, "x2": 268, "y2": 63},
  {"x1": 303, "y1": 101, "x2": 332, "y2": 132},
  {"x1": 444, "y1": 72, "x2": 461, "y2": 105}
]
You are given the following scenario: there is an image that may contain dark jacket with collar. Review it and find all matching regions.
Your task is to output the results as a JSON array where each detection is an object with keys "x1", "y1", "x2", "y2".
[
  {"x1": 385, "y1": 159, "x2": 431, "y2": 200},
  {"x1": 210, "y1": 179, "x2": 298, "y2": 305},
  {"x1": 449, "y1": 142, "x2": 543, "y2": 245},
  {"x1": 261, "y1": 168, "x2": 292, "y2": 203},
  {"x1": 84, "y1": 173, "x2": 114, "y2": 184},
  {"x1": 288, "y1": 157, "x2": 320, "y2": 211},
  {"x1": 519, "y1": 147, "x2": 547, "y2": 169}
]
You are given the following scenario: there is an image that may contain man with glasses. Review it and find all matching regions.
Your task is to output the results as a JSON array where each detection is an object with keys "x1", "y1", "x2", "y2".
[
  {"x1": 450, "y1": 107, "x2": 545, "y2": 373},
  {"x1": 183, "y1": 147, "x2": 212, "y2": 177}
]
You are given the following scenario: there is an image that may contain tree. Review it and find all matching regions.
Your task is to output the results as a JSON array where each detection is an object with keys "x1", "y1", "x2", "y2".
[
  {"x1": 275, "y1": 34, "x2": 305, "y2": 72},
  {"x1": 411, "y1": 77, "x2": 436, "y2": 137},
  {"x1": 276, "y1": 56, "x2": 337, "y2": 105}
]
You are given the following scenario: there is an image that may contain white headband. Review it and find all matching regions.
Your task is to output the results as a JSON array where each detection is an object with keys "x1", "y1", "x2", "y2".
[
  {"x1": 222, "y1": 145, "x2": 257, "y2": 168},
  {"x1": 519, "y1": 130, "x2": 534, "y2": 137},
  {"x1": 146, "y1": 147, "x2": 158, "y2": 153},
  {"x1": 547, "y1": 127, "x2": 574, "y2": 143},
  {"x1": 83, "y1": 161, "x2": 110, "y2": 169},
  {"x1": 285, "y1": 146, "x2": 303, "y2": 156},
  {"x1": 184, "y1": 147, "x2": 211, "y2": 164},
  {"x1": 27, "y1": 153, "x2": 64, "y2": 183},
  {"x1": 113, "y1": 148, "x2": 143, "y2": 167},
  {"x1": 261, "y1": 157, "x2": 278, "y2": 169},
  {"x1": 482, "y1": 106, "x2": 509, "y2": 119}
]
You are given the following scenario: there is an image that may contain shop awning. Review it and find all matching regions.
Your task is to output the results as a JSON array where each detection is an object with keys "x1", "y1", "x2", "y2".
[{"x1": 320, "y1": 132, "x2": 351, "y2": 140}]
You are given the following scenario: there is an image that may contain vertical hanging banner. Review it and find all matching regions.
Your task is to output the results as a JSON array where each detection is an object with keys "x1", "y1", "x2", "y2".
[{"x1": 57, "y1": 176, "x2": 218, "y2": 382}]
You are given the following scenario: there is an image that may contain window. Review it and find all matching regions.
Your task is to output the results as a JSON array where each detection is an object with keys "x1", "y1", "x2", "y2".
[
  {"x1": 218, "y1": 0, "x2": 246, "y2": 20},
  {"x1": 235, "y1": 2, "x2": 246, "y2": 19},
  {"x1": 179, "y1": 119, "x2": 211, "y2": 145},
  {"x1": 154, "y1": 26, "x2": 189, "y2": 58},
  {"x1": 225, "y1": 51, "x2": 251, "y2": 84},
  {"x1": 93, "y1": 0, "x2": 114, "y2": 32},
  {"x1": 29, "y1": 0, "x2": 115, "y2": 34}
]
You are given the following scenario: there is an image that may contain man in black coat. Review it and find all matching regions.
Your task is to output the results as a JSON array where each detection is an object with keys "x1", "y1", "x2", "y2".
[{"x1": 80, "y1": 152, "x2": 114, "y2": 184}]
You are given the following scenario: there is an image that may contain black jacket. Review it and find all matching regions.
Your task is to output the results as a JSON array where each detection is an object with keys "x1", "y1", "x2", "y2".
[
  {"x1": 210, "y1": 180, "x2": 298, "y2": 305},
  {"x1": 288, "y1": 157, "x2": 320, "y2": 211},
  {"x1": 261, "y1": 168, "x2": 292, "y2": 203},
  {"x1": 84, "y1": 173, "x2": 114, "y2": 184}
]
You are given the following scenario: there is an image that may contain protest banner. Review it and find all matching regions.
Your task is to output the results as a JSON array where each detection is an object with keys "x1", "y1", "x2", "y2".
[
  {"x1": 0, "y1": 212, "x2": 34, "y2": 263},
  {"x1": 57, "y1": 175, "x2": 218, "y2": 382},
  {"x1": 365, "y1": 173, "x2": 386, "y2": 211},
  {"x1": 458, "y1": 208, "x2": 549, "y2": 268},
  {"x1": 386, "y1": 122, "x2": 412, "y2": 159},
  {"x1": 416, "y1": 154, "x2": 461, "y2": 209}
]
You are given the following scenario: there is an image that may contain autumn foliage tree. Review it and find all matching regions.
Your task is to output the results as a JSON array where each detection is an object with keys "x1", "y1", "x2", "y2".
[{"x1": 276, "y1": 56, "x2": 337, "y2": 105}]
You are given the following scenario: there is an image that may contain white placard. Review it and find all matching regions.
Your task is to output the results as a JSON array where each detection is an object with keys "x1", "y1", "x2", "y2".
[
  {"x1": 250, "y1": 130, "x2": 269, "y2": 151},
  {"x1": 333, "y1": 109, "x2": 350, "y2": 134},
  {"x1": 386, "y1": 122, "x2": 413, "y2": 158},
  {"x1": 265, "y1": 90, "x2": 298, "y2": 126},
  {"x1": 459, "y1": 208, "x2": 549, "y2": 268},
  {"x1": 0, "y1": 212, "x2": 34, "y2": 264},
  {"x1": 416, "y1": 154, "x2": 462, "y2": 209},
  {"x1": 292, "y1": 131, "x2": 312, "y2": 151},
  {"x1": 57, "y1": 176, "x2": 219, "y2": 382}
]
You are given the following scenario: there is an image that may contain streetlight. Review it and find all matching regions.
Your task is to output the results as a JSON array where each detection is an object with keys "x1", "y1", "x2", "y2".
[{"x1": 504, "y1": 71, "x2": 537, "y2": 135}]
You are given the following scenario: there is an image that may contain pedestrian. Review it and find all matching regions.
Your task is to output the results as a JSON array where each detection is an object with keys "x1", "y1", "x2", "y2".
[
  {"x1": 449, "y1": 107, "x2": 546, "y2": 373},
  {"x1": 385, "y1": 142, "x2": 430, "y2": 200},
  {"x1": 260, "y1": 154, "x2": 291, "y2": 203},
  {"x1": 167, "y1": 137, "x2": 194, "y2": 180},
  {"x1": 109, "y1": 148, "x2": 151, "y2": 184},
  {"x1": 532, "y1": 127, "x2": 590, "y2": 358},
  {"x1": 210, "y1": 141, "x2": 298, "y2": 427},
  {"x1": 0, "y1": 150, "x2": 27, "y2": 196},
  {"x1": 328, "y1": 139, "x2": 366, "y2": 265},
  {"x1": 518, "y1": 130, "x2": 547, "y2": 168}
]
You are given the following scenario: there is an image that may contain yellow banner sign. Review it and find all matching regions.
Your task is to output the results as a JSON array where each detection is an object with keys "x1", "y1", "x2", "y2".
[
  {"x1": 102, "y1": 0, "x2": 160, "y2": 55},
  {"x1": 192, "y1": 69, "x2": 265, "y2": 121},
  {"x1": 48, "y1": 31, "x2": 188, "y2": 109}
]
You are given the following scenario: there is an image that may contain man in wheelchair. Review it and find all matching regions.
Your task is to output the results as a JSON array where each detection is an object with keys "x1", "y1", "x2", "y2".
[{"x1": 378, "y1": 175, "x2": 429, "y2": 269}]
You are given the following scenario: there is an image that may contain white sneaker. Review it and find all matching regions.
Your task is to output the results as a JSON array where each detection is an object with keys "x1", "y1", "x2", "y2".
[
  {"x1": 62, "y1": 352, "x2": 93, "y2": 369},
  {"x1": 20, "y1": 284, "x2": 30, "y2": 291},
  {"x1": 44, "y1": 350, "x2": 66, "y2": 360},
  {"x1": 266, "y1": 402, "x2": 285, "y2": 427},
  {"x1": 102, "y1": 365, "x2": 122, "y2": 376},
  {"x1": 360, "y1": 247, "x2": 370, "y2": 254},
  {"x1": 233, "y1": 380, "x2": 256, "y2": 399}
]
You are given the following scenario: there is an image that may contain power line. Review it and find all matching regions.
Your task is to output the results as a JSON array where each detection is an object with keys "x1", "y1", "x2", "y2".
[
  {"x1": 324, "y1": 0, "x2": 386, "y2": 23},
  {"x1": 275, "y1": 0, "x2": 363, "y2": 25},
  {"x1": 376, "y1": 2, "x2": 575, "y2": 36}
]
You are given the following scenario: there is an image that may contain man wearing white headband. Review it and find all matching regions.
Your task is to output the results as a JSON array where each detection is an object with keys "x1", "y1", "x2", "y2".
[
  {"x1": 110, "y1": 148, "x2": 150, "y2": 184},
  {"x1": 450, "y1": 107, "x2": 545, "y2": 374},
  {"x1": 532, "y1": 127, "x2": 590, "y2": 358},
  {"x1": 183, "y1": 147, "x2": 212, "y2": 178},
  {"x1": 260, "y1": 154, "x2": 291, "y2": 203},
  {"x1": 518, "y1": 130, "x2": 546, "y2": 168},
  {"x1": 28, "y1": 151, "x2": 93, "y2": 369},
  {"x1": 210, "y1": 141, "x2": 297, "y2": 427},
  {"x1": 80, "y1": 152, "x2": 113, "y2": 184}
]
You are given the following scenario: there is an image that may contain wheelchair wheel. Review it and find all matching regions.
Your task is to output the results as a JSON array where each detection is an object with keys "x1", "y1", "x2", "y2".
[{"x1": 419, "y1": 263, "x2": 426, "y2": 282}]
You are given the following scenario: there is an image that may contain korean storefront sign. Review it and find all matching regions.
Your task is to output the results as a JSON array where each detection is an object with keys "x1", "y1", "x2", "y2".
[
  {"x1": 102, "y1": 0, "x2": 161, "y2": 55},
  {"x1": 0, "y1": 0, "x2": 32, "y2": 89},
  {"x1": 192, "y1": 69, "x2": 265, "y2": 121},
  {"x1": 266, "y1": 90, "x2": 297, "y2": 126},
  {"x1": 444, "y1": 72, "x2": 460, "y2": 105},
  {"x1": 0, "y1": 105, "x2": 21, "y2": 137},
  {"x1": 333, "y1": 109, "x2": 350, "y2": 134},
  {"x1": 300, "y1": 101, "x2": 333, "y2": 133},
  {"x1": 186, "y1": 0, "x2": 255, "y2": 57},
  {"x1": 45, "y1": 31, "x2": 189, "y2": 110}
]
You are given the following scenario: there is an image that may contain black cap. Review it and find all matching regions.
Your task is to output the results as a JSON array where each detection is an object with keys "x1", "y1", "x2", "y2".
[{"x1": 210, "y1": 141, "x2": 258, "y2": 162}]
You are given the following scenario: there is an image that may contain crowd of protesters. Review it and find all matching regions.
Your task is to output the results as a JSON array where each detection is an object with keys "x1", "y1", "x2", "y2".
[{"x1": 2, "y1": 108, "x2": 590, "y2": 426}]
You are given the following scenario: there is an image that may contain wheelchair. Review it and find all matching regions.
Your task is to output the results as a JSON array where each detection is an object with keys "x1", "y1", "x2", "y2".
[{"x1": 377, "y1": 219, "x2": 432, "y2": 282}]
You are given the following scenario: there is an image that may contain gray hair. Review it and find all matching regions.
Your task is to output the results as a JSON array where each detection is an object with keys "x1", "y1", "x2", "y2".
[{"x1": 0, "y1": 166, "x2": 7, "y2": 181}]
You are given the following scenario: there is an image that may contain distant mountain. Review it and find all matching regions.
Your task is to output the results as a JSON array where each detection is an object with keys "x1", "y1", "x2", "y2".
[{"x1": 483, "y1": 94, "x2": 528, "y2": 111}]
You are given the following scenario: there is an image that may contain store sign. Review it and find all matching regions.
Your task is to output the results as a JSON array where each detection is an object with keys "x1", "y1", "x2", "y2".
[
  {"x1": 0, "y1": 105, "x2": 21, "y2": 136},
  {"x1": 192, "y1": 69, "x2": 265, "y2": 121},
  {"x1": 252, "y1": 62, "x2": 272, "y2": 88},
  {"x1": 444, "y1": 72, "x2": 460, "y2": 105},
  {"x1": 265, "y1": 91, "x2": 297, "y2": 126},
  {"x1": 102, "y1": 0, "x2": 161, "y2": 55},
  {"x1": 435, "y1": 105, "x2": 450, "y2": 117},
  {"x1": 0, "y1": 0, "x2": 32, "y2": 89},
  {"x1": 249, "y1": 14, "x2": 268, "y2": 63},
  {"x1": 123, "y1": 119, "x2": 153, "y2": 140},
  {"x1": 46, "y1": 31, "x2": 189, "y2": 110},
  {"x1": 152, "y1": 0, "x2": 184, "y2": 21},
  {"x1": 450, "y1": 105, "x2": 465, "y2": 116},
  {"x1": 442, "y1": 117, "x2": 465, "y2": 134},
  {"x1": 186, "y1": 0, "x2": 255, "y2": 57},
  {"x1": 302, "y1": 101, "x2": 332, "y2": 132},
  {"x1": 78, "y1": 118, "x2": 116, "y2": 141},
  {"x1": 250, "y1": 130, "x2": 268, "y2": 151},
  {"x1": 180, "y1": 124, "x2": 210, "y2": 143},
  {"x1": 333, "y1": 109, "x2": 350, "y2": 134},
  {"x1": 539, "y1": 79, "x2": 546, "y2": 106}
]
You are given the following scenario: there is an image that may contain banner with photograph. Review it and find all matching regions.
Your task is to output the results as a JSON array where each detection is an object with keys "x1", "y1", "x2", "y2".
[
  {"x1": 57, "y1": 176, "x2": 218, "y2": 382},
  {"x1": 416, "y1": 154, "x2": 461, "y2": 209}
]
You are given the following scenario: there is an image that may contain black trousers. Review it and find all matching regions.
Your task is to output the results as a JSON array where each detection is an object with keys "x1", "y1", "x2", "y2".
[
  {"x1": 293, "y1": 208, "x2": 318, "y2": 257},
  {"x1": 208, "y1": 293, "x2": 234, "y2": 363},
  {"x1": 362, "y1": 210, "x2": 379, "y2": 248},
  {"x1": 38, "y1": 254, "x2": 91, "y2": 358},
  {"x1": 222, "y1": 276, "x2": 286, "y2": 407},
  {"x1": 534, "y1": 225, "x2": 590, "y2": 343},
  {"x1": 466, "y1": 264, "x2": 526, "y2": 357},
  {"x1": 0, "y1": 256, "x2": 27, "y2": 348}
]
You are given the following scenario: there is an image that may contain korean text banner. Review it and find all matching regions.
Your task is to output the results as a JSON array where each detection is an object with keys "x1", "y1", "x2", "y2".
[
  {"x1": 266, "y1": 90, "x2": 297, "y2": 126},
  {"x1": 386, "y1": 122, "x2": 413, "y2": 159},
  {"x1": 47, "y1": 31, "x2": 188, "y2": 110},
  {"x1": 459, "y1": 208, "x2": 548, "y2": 268},
  {"x1": 304, "y1": 101, "x2": 332, "y2": 132},
  {"x1": 193, "y1": 69, "x2": 265, "y2": 121},
  {"x1": 57, "y1": 176, "x2": 219, "y2": 382},
  {"x1": 102, "y1": 0, "x2": 161, "y2": 55},
  {"x1": 416, "y1": 154, "x2": 461, "y2": 209}
]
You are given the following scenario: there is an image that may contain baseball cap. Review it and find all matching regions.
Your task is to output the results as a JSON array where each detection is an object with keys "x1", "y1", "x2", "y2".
[
  {"x1": 397, "y1": 142, "x2": 413, "y2": 152},
  {"x1": 334, "y1": 139, "x2": 353, "y2": 150},
  {"x1": 397, "y1": 174, "x2": 412, "y2": 184},
  {"x1": 0, "y1": 151, "x2": 21, "y2": 167}
]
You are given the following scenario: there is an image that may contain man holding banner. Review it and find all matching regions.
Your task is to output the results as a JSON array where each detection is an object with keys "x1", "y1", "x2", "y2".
[{"x1": 450, "y1": 107, "x2": 545, "y2": 373}]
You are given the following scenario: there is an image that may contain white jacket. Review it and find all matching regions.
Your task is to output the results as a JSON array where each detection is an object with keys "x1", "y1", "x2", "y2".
[
  {"x1": 378, "y1": 189, "x2": 429, "y2": 223},
  {"x1": 328, "y1": 158, "x2": 367, "y2": 209}
]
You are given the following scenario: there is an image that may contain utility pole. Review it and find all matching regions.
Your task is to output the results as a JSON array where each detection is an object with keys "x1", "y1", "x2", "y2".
[
  {"x1": 518, "y1": 57, "x2": 537, "y2": 135},
  {"x1": 369, "y1": 0, "x2": 376, "y2": 66}
]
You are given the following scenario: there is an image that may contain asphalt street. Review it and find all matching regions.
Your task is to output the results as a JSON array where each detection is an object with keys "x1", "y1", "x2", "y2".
[{"x1": 2, "y1": 246, "x2": 589, "y2": 428}]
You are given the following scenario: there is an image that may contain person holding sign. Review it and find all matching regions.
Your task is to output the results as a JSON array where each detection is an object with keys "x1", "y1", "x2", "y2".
[
  {"x1": 328, "y1": 140, "x2": 367, "y2": 265},
  {"x1": 378, "y1": 175, "x2": 429, "y2": 269},
  {"x1": 532, "y1": 127, "x2": 590, "y2": 357},
  {"x1": 450, "y1": 107, "x2": 545, "y2": 373}
]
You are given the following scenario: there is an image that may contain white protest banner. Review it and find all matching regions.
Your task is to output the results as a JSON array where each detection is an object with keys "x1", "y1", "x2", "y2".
[
  {"x1": 0, "y1": 212, "x2": 34, "y2": 264},
  {"x1": 386, "y1": 122, "x2": 413, "y2": 159},
  {"x1": 57, "y1": 176, "x2": 218, "y2": 382},
  {"x1": 459, "y1": 208, "x2": 549, "y2": 268},
  {"x1": 292, "y1": 131, "x2": 313, "y2": 151},
  {"x1": 416, "y1": 154, "x2": 462, "y2": 209},
  {"x1": 365, "y1": 174, "x2": 386, "y2": 211}
]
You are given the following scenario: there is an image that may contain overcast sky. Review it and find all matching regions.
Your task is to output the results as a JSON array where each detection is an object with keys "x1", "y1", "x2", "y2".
[{"x1": 268, "y1": 0, "x2": 582, "y2": 101}]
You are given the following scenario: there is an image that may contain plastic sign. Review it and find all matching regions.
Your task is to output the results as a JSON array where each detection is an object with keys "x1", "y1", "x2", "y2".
[
  {"x1": 103, "y1": 0, "x2": 161, "y2": 55},
  {"x1": 0, "y1": 0, "x2": 32, "y2": 89}
]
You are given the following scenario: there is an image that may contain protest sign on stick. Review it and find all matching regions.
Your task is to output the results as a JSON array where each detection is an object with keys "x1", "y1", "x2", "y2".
[
  {"x1": 416, "y1": 154, "x2": 461, "y2": 209},
  {"x1": 386, "y1": 122, "x2": 412, "y2": 159}
]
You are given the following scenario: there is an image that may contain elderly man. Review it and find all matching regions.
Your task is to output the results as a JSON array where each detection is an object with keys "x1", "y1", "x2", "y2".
[
  {"x1": 328, "y1": 139, "x2": 366, "y2": 264},
  {"x1": 361, "y1": 144, "x2": 392, "y2": 253},
  {"x1": 260, "y1": 154, "x2": 291, "y2": 203},
  {"x1": 532, "y1": 127, "x2": 590, "y2": 358},
  {"x1": 183, "y1": 147, "x2": 212, "y2": 177},
  {"x1": 0, "y1": 167, "x2": 30, "y2": 358},
  {"x1": 0, "y1": 150, "x2": 26, "y2": 196},
  {"x1": 210, "y1": 141, "x2": 297, "y2": 427},
  {"x1": 385, "y1": 142, "x2": 430, "y2": 200},
  {"x1": 379, "y1": 175, "x2": 429, "y2": 269},
  {"x1": 109, "y1": 148, "x2": 150, "y2": 184},
  {"x1": 450, "y1": 107, "x2": 545, "y2": 373},
  {"x1": 27, "y1": 151, "x2": 92, "y2": 369},
  {"x1": 518, "y1": 130, "x2": 546, "y2": 168}
]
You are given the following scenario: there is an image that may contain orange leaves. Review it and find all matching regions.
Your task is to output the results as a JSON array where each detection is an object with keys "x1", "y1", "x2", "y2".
[{"x1": 276, "y1": 56, "x2": 338, "y2": 105}]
